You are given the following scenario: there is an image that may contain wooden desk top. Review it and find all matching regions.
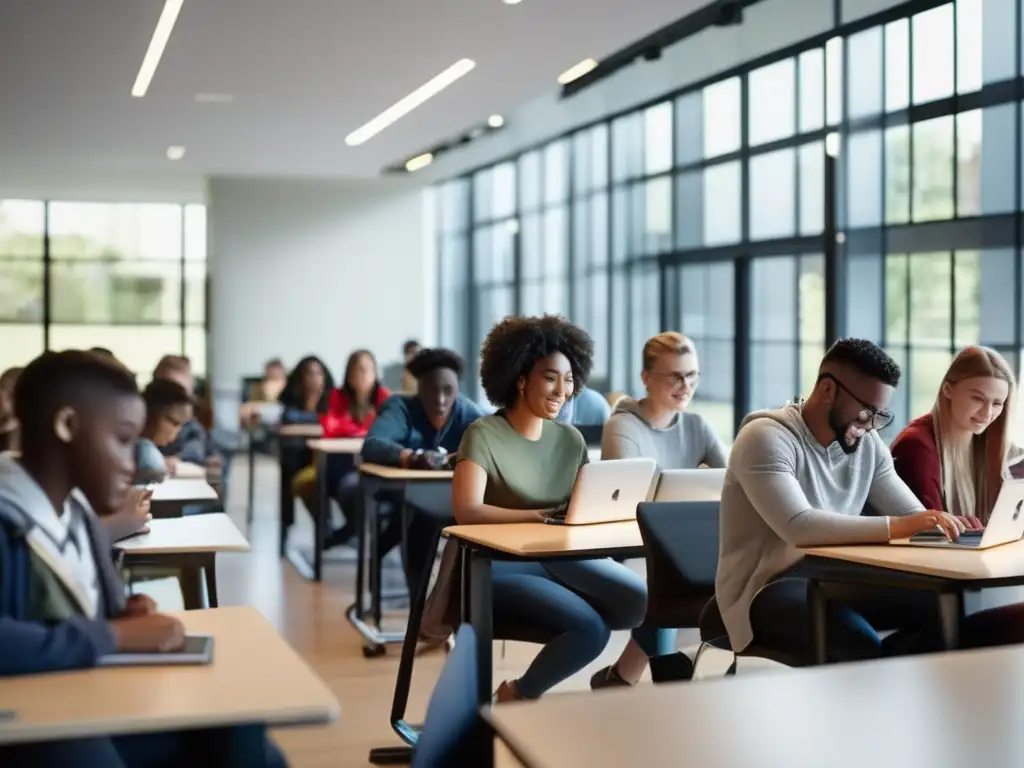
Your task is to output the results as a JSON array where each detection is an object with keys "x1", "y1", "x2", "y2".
[
  {"x1": 359, "y1": 463, "x2": 454, "y2": 481},
  {"x1": 278, "y1": 423, "x2": 323, "y2": 438},
  {"x1": 114, "y1": 513, "x2": 250, "y2": 555},
  {"x1": 486, "y1": 643, "x2": 1024, "y2": 768},
  {"x1": 150, "y1": 478, "x2": 219, "y2": 503},
  {"x1": 0, "y1": 606, "x2": 339, "y2": 745},
  {"x1": 172, "y1": 461, "x2": 207, "y2": 479},
  {"x1": 307, "y1": 437, "x2": 364, "y2": 454},
  {"x1": 444, "y1": 521, "x2": 642, "y2": 557},
  {"x1": 801, "y1": 537, "x2": 1024, "y2": 581}
]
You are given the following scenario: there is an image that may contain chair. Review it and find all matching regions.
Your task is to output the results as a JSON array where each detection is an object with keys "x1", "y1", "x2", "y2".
[
  {"x1": 575, "y1": 424, "x2": 604, "y2": 446},
  {"x1": 410, "y1": 624, "x2": 491, "y2": 768},
  {"x1": 636, "y1": 501, "x2": 809, "y2": 681}
]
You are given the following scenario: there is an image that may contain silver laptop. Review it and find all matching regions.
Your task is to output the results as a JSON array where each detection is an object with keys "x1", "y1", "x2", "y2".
[
  {"x1": 890, "y1": 477, "x2": 1024, "y2": 549},
  {"x1": 652, "y1": 468, "x2": 726, "y2": 502},
  {"x1": 548, "y1": 458, "x2": 657, "y2": 525}
]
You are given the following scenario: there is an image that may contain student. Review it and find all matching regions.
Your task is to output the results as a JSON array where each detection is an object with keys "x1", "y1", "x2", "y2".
[
  {"x1": 293, "y1": 350, "x2": 388, "y2": 547},
  {"x1": 240, "y1": 358, "x2": 288, "y2": 428},
  {"x1": 0, "y1": 366, "x2": 22, "y2": 453},
  {"x1": 360, "y1": 348, "x2": 482, "y2": 589},
  {"x1": 152, "y1": 355, "x2": 222, "y2": 474},
  {"x1": 135, "y1": 379, "x2": 195, "y2": 483},
  {"x1": 449, "y1": 315, "x2": 647, "y2": 702},
  {"x1": 591, "y1": 332, "x2": 728, "y2": 689},
  {"x1": 279, "y1": 356, "x2": 332, "y2": 424},
  {"x1": 891, "y1": 346, "x2": 1023, "y2": 522},
  {"x1": 382, "y1": 339, "x2": 422, "y2": 394},
  {"x1": 715, "y1": 338, "x2": 986, "y2": 662},
  {"x1": 556, "y1": 385, "x2": 611, "y2": 425},
  {"x1": 0, "y1": 350, "x2": 286, "y2": 767}
]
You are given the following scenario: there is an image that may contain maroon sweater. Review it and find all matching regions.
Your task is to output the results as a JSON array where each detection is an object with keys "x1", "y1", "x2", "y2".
[{"x1": 889, "y1": 413, "x2": 945, "y2": 512}]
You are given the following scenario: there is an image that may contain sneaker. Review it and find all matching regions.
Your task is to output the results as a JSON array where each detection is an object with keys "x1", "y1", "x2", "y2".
[{"x1": 589, "y1": 665, "x2": 631, "y2": 690}]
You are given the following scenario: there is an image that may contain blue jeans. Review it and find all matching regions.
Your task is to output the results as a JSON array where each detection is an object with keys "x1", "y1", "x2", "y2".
[
  {"x1": 493, "y1": 558, "x2": 647, "y2": 699},
  {"x1": 632, "y1": 624, "x2": 678, "y2": 658}
]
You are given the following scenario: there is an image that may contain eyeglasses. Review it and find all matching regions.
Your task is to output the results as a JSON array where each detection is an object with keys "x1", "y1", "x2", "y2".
[
  {"x1": 648, "y1": 370, "x2": 701, "y2": 389},
  {"x1": 819, "y1": 373, "x2": 894, "y2": 431}
]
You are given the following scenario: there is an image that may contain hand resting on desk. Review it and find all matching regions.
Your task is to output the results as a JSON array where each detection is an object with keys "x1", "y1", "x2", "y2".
[{"x1": 110, "y1": 613, "x2": 185, "y2": 653}]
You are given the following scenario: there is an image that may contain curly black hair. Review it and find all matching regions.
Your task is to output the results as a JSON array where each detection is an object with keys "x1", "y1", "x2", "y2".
[
  {"x1": 821, "y1": 338, "x2": 901, "y2": 387},
  {"x1": 479, "y1": 315, "x2": 594, "y2": 409},
  {"x1": 407, "y1": 348, "x2": 464, "y2": 380},
  {"x1": 279, "y1": 356, "x2": 335, "y2": 413}
]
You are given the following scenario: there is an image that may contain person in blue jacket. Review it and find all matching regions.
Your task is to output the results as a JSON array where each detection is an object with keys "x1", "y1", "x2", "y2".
[
  {"x1": 0, "y1": 350, "x2": 286, "y2": 768},
  {"x1": 360, "y1": 348, "x2": 483, "y2": 594}
]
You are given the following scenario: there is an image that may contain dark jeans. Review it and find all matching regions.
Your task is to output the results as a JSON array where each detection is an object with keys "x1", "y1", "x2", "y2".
[
  {"x1": 0, "y1": 725, "x2": 287, "y2": 768},
  {"x1": 750, "y1": 577, "x2": 1024, "y2": 662}
]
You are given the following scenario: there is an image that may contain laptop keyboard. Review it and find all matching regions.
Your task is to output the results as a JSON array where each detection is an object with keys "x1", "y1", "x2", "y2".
[{"x1": 910, "y1": 529, "x2": 985, "y2": 546}]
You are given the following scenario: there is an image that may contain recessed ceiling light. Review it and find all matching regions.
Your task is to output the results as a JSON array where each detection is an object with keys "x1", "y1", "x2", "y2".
[
  {"x1": 487, "y1": 114, "x2": 505, "y2": 128},
  {"x1": 345, "y1": 58, "x2": 476, "y2": 146},
  {"x1": 132, "y1": 0, "x2": 184, "y2": 98},
  {"x1": 195, "y1": 93, "x2": 235, "y2": 104},
  {"x1": 167, "y1": 145, "x2": 186, "y2": 160},
  {"x1": 557, "y1": 58, "x2": 598, "y2": 85},
  {"x1": 503, "y1": 0, "x2": 523, "y2": 4},
  {"x1": 405, "y1": 153, "x2": 434, "y2": 172}
]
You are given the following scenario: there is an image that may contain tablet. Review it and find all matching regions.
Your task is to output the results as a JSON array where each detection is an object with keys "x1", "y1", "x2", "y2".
[{"x1": 97, "y1": 634, "x2": 214, "y2": 667}]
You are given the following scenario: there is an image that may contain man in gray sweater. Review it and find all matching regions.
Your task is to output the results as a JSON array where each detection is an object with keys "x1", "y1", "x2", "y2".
[{"x1": 717, "y1": 339, "x2": 964, "y2": 661}]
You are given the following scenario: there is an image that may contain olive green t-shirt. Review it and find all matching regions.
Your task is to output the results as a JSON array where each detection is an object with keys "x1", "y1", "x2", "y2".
[{"x1": 457, "y1": 412, "x2": 589, "y2": 509}]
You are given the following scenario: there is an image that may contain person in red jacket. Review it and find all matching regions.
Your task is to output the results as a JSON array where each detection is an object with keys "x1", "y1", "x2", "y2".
[
  {"x1": 891, "y1": 346, "x2": 1022, "y2": 524},
  {"x1": 322, "y1": 349, "x2": 390, "y2": 438}
]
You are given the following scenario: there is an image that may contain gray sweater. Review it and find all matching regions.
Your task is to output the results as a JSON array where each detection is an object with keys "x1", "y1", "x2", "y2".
[
  {"x1": 716, "y1": 404, "x2": 923, "y2": 651},
  {"x1": 601, "y1": 398, "x2": 728, "y2": 470}
]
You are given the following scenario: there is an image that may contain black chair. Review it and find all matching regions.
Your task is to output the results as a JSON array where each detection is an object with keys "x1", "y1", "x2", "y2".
[
  {"x1": 636, "y1": 501, "x2": 809, "y2": 680},
  {"x1": 576, "y1": 423, "x2": 604, "y2": 446}
]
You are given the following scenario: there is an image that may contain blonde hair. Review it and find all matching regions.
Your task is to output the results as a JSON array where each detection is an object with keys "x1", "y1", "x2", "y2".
[
  {"x1": 932, "y1": 346, "x2": 1016, "y2": 522},
  {"x1": 642, "y1": 332, "x2": 693, "y2": 371}
]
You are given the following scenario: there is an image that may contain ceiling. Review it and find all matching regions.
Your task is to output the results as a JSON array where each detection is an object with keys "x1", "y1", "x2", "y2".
[{"x1": 0, "y1": 0, "x2": 703, "y2": 180}]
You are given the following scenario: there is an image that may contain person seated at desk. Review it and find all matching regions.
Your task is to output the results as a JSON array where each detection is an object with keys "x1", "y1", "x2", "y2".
[
  {"x1": 240, "y1": 358, "x2": 287, "y2": 429},
  {"x1": 717, "y1": 338, "x2": 970, "y2": 663},
  {"x1": 891, "y1": 346, "x2": 1024, "y2": 522},
  {"x1": 360, "y1": 348, "x2": 482, "y2": 588},
  {"x1": 294, "y1": 350, "x2": 389, "y2": 549},
  {"x1": 134, "y1": 379, "x2": 195, "y2": 484},
  {"x1": 556, "y1": 385, "x2": 611, "y2": 426},
  {"x1": 0, "y1": 350, "x2": 286, "y2": 768},
  {"x1": 592, "y1": 331, "x2": 728, "y2": 689},
  {"x1": 450, "y1": 315, "x2": 647, "y2": 702},
  {"x1": 0, "y1": 366, "x2": 22, "y2": 453},
  {"x1": 152, "y1": 355, "x2": 224, "y2": 478}
]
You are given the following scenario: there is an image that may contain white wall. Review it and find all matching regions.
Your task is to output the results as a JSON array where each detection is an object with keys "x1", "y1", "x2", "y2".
[{"x1": 207, "y1": 177, "x2": 433, "y2": 421}]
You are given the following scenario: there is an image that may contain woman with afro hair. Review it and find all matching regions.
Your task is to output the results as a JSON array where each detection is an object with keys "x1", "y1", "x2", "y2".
[{"x1": 450, "y1": 314, "x2": 647, "y2": 702}]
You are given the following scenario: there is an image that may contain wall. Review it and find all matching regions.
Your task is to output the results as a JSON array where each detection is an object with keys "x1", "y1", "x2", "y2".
[
  {"x1": 207, "y1": 177, "x2": 433, "y2": 422},
  {"x1": 0, "y1": 166, "x2": 206, "y2": 203}
]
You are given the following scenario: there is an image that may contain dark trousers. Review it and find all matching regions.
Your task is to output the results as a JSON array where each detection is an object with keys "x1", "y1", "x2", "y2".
[{"x1": 0, "y1": 725, "x2": 287, "y2": 768}]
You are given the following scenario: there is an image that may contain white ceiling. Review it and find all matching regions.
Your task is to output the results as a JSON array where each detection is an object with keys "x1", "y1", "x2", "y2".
[{"x1": 0, "y1": 0, "x2": 703, "y2": 180}]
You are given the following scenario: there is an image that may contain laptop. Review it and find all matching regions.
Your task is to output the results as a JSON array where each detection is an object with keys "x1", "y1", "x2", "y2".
[
  {"x1": 652, "y1": 468, "x2": 726, "y2": 502},
  {"x1": 889, "y1": 478, "x2": 1024, "y2": 549},
  {"x1": 545, "y1": 458, "x2": 657, "y2": 525}
]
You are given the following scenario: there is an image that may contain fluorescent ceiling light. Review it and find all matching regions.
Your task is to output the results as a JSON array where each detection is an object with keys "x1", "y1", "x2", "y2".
[
  {"x1": 167, "y1": 145, "x2": 186, "y2": 160},
  {"x1": 405, "y1": 153, "x2": 434, "y2": 172},
  {"x1": 345, "y1": 58, "x2": 476, "y2": 146},
  {"x1": 487, "y1": 114, "x2": 505, "y2": 128},
  {"x1": 557, "y1": 58, "x2": 598, "y2": 85},
  {"x1": 132, "y1": 0, "x2": 184, "y2": 97}
]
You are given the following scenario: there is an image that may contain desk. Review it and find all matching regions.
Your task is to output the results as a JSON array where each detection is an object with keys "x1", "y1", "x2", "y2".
[
  {"x1": 286, "y1": 437, "x2": 365, "y2": 582},
  {"x1": 446, "y1": 521, "x2": 644, "y2": 707},
  {"x1": 277, "y1": 423, "x2": 323, "y2": 438},
  {"x1": 150, "y1": 479, "x2": 220, "y2": 519},
  {"x1": 117, "y1": 513, "x2": 250, "y2": 610},
  {"x1": 173, "y1": 461, "x2": 207, "y2": 479},
  {"x1": 485, "y1": 643, "x2": 1024, "y2": 768},
  {"x1": 348, "y1": 464, "x2": 453, "y2": 655},
  {"x1": 799, "y1": 538, "x2": 1024, "y2": 663},
  {"x1": 0, "y1": 606, "x2": 339, "y2": 746}
]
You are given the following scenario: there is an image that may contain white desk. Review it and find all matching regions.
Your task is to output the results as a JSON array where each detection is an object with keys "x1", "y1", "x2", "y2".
[
  {"x1": 115, "y1": 514, "x2": 249, "y2": 556},
  {"x1": 150, "y1": 479, "x2": 218, "y2": 503},
  {"x1": 0, "y1": 606, "x2": 339, "y2": 746}
]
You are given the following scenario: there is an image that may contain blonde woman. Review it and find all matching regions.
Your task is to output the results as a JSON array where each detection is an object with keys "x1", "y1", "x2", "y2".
[{"x1": 890, "y1": 346, "x2": 1023, "y2": 525}]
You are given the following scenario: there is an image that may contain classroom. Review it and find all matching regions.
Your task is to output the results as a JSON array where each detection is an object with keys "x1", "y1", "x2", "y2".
[{"x1": 2, "y1": 0, "x2": 1024, "y2": 766}]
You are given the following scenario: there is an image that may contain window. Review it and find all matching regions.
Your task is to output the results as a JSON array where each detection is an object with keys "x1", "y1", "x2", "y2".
[
  {"x1": 749, "y1": 59, "x2": 796, "y2": 146},
  {"x1": 0, "y1": 200, "x2": 45, "y2": 371}
]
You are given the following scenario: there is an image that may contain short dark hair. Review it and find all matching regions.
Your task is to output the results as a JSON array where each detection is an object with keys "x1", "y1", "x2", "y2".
[
  {"x1": 403, "y1": 339, "x2": 421, "y2": 355},
  {"x1": 406, "y1": 348, "x2": 464, "y2": 380},
  {"x1": 821, "y1": 338, "x2": 901, "y2": 387},
  {"x1": 153, "y1": 354, "x2": 191, "y2": 380},
  {"x1": 142, "y1": 378, "x2": 194, "y2": 421},
  {"x1": 14, "y1": 351, "x2": 139, "y2": 450},
  {"x1": 479, "y1": 315, "x2": 593, "y2": 409},
  {"x1": 89, "y1": 347, "x2": 115, "y2": 358}
]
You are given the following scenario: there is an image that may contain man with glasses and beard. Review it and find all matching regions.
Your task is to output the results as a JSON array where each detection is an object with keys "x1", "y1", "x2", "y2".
[{"x1": 715, "y1": 338, "x2": 969, "y2": 663}]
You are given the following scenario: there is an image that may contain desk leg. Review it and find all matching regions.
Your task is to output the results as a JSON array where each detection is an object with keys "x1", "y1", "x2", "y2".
[
  {"x1": 180, "y1": 567, "x2": 204, "y2": 610},
  {"x1": 313, "y1": 450, "x2": 327, "y2": 582},
  {"x1": 371, "y1": 486, "x2": 383, "y2": 627},
  {"x1": 246, "y1": 433, "x2": 256, "y2": 531},
  {"x1": 937, "y1": 591, "x2": 962, "y2": 650},
  {"x1": 469, "y1": 550, "x2": 494, "y2": 707},
  {"x1": 203, "y1": 555, "x2": 219, "y2": 609},
  {"x1": 808, "y1": 580, "x2": 828, "y2": 665}
]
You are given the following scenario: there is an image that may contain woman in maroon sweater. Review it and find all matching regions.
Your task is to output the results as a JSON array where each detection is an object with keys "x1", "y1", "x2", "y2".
[{"x1": 890, "y1": 346, "x2": 1021, "y2": 525}]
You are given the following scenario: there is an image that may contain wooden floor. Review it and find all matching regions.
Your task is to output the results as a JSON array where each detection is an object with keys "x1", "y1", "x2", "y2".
[{"x1": 149, "y1": 455, "x2": 700, "y2": 767}]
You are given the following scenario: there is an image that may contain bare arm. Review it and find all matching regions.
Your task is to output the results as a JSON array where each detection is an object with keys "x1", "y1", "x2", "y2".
[{"x1": 451, "y1": 460, "x2": 548, "y2": 526}]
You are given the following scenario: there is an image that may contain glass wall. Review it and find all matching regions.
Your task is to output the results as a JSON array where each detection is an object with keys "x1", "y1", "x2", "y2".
[
  {"x1": 0, "y1": 200, "x2": 207, "y2": 379},
  {"x1": 434, "y1": 0, "x2": 1024, "y2": 441}
]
